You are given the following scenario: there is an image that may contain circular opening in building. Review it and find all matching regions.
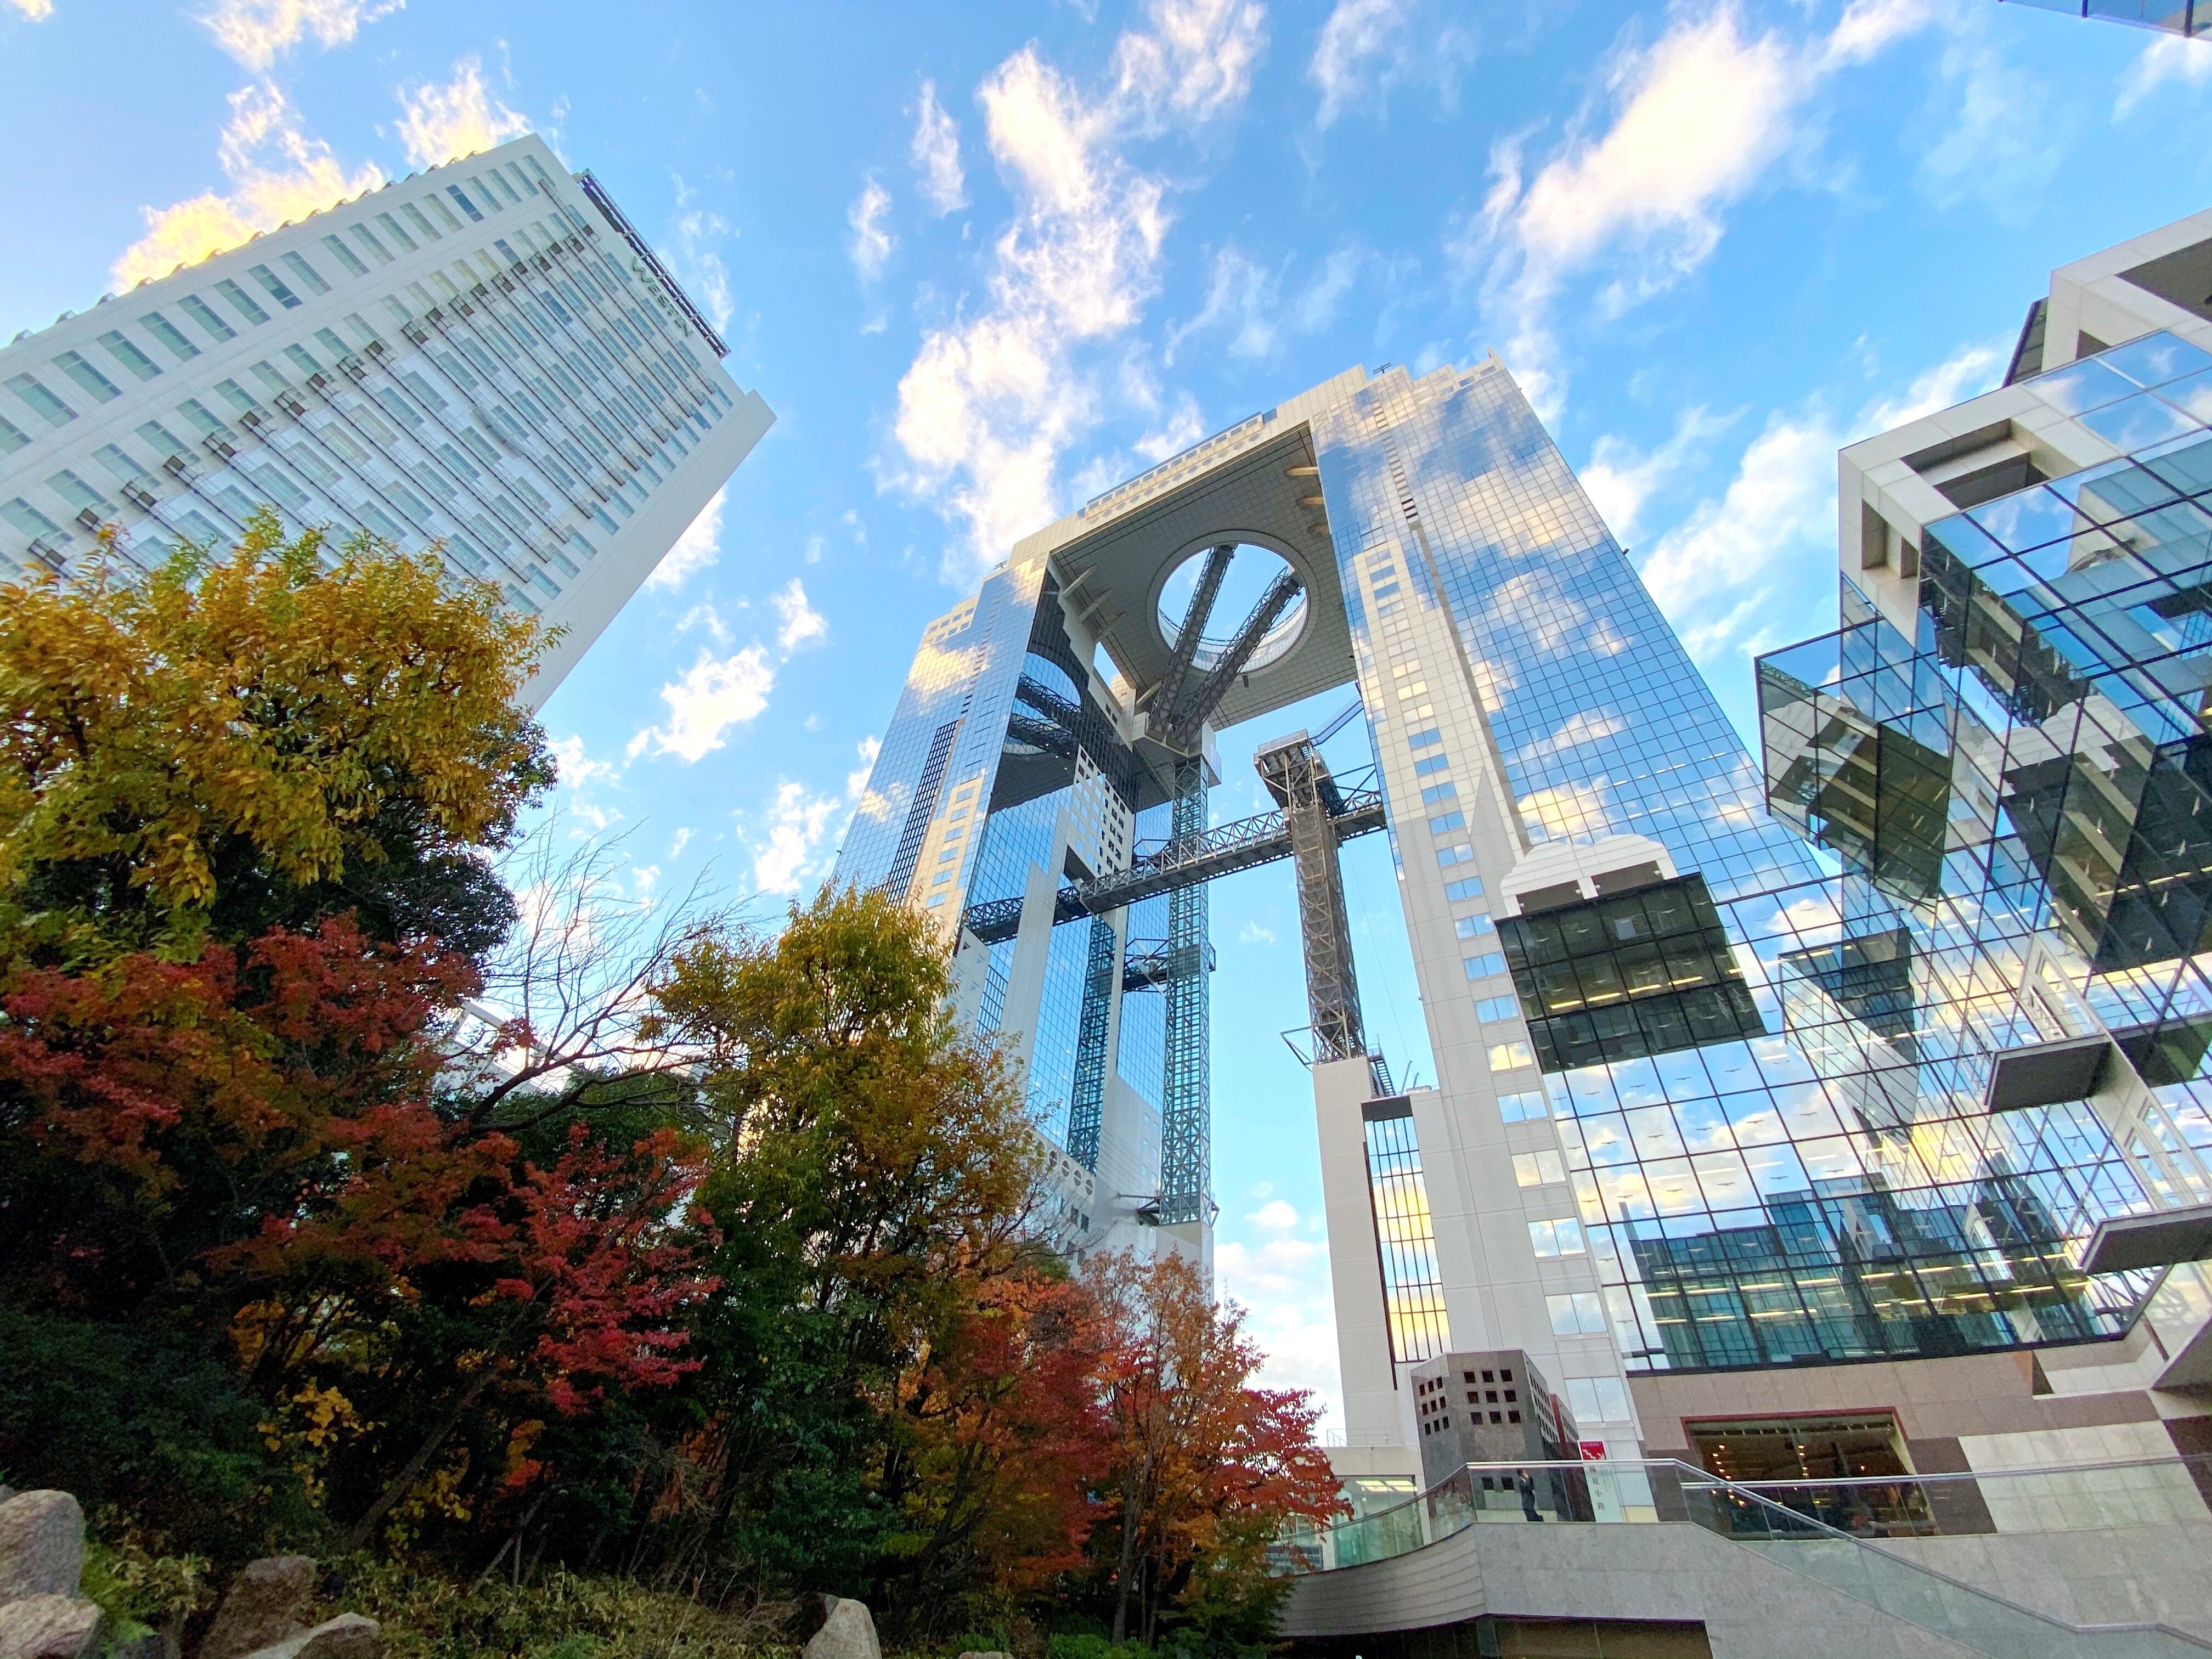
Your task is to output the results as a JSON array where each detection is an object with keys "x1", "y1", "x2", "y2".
[{"x1": 1155, "y1": 543, "x2": 1308, "y2": 675}]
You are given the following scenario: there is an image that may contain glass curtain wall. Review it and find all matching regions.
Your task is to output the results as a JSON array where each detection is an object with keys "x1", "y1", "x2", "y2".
[{"x1": 1314, "y1": 358, "x2": 2159, "y2": 1375}]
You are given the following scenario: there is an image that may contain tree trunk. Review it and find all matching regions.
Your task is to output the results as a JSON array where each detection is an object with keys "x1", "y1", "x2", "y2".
[
  {"x1": 345, "y1": 1367, "x2": 494, "y2": 1553},
  {"x1": 1110, "y1": 1471, "x2": 1146, "y2": 1643}
]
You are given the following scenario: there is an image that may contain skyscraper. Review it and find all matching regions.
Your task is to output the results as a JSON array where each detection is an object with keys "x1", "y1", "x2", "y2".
[
  {"x1": 0, "y1": 134, "x2": 773, "y2": 701},
  {"x1": 845, "y1": 209, "x2": 2212, "y2": 1512}
]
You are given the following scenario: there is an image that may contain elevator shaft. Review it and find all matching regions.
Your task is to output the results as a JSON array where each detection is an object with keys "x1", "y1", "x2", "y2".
[{"x1": 1257, "y1": 730, "x2": 1367, "y2": 1065}]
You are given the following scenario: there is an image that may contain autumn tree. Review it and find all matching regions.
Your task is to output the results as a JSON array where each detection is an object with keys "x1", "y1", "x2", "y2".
[
  {"x1": 0, "y1": 521, "x2": 710, "y2": 1560},
  {"x1": 636, "y1": 887, "x2": 1049, "y2": 1613},
  {"x1": 1084, "y1": 1250, "x2": 1342, "y2": 1647}
]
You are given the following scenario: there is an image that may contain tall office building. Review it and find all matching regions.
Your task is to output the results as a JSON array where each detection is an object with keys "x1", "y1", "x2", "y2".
[
  {"x1": 848, "y1": 205, "x2": 2212, "y2": 1526},
  {"x1": 0, "y1": 134, "x2": 773, "y2": 701}
]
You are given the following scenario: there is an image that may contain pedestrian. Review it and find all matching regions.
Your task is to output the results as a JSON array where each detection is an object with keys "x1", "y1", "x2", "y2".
[{"x1": 1517, "y1": 1469, "x2": 1544, "y2": 1522}]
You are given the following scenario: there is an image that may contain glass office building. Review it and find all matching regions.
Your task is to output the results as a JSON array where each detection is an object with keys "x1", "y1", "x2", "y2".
[
  {"x1": 0, "y1": 134, "x2": 774, "y2": 701},
  {"x1": 843, "y1": 287, "x2": 2211, "y2": 1459}
]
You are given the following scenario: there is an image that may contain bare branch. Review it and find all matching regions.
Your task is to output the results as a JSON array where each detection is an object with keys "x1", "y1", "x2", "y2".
[{"x1": 437, "y1": 816, "x2": 760, "y2": 1129}]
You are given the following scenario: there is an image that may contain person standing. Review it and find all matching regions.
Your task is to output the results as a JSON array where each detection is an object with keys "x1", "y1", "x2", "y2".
[{"x1": 1517, "y1": 1470, "x2": 1544, "y2": 1522}]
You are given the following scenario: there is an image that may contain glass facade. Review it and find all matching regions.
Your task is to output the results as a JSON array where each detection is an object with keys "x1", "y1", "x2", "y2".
[
  {"x1": 835, "y1": 559, "x2": 1161, "y2": 1182},
  {"x1": 1764, "y1": 330, "x2": 2212, "y2": 1234},
  {"x1": 0, "y1": 136, "x2": 766, "y2": 700},
  {"x1": 1364, "y1": 1103, "x2": 1451, "y2": 1365},
  {"x1": 1312, "y1": 357, "x2": 2162, "y2": 1376}
]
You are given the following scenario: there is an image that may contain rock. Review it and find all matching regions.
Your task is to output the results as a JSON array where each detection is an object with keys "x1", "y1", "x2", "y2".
[
  {"x1": 198, "y1": 1557, "x2": 318, "y2": 1659},
  {"x1": 957, "y1": 1650, "x2": 1013, "y2": 1659},
  {"x1": 110, "y1": 1634, "x2": 174, "y2": 1659},
  {"x1": 0, "y1": 1594, "x2": 103, "y2": 1659},
  {"x1": 0, "y1": 1492, "x2": 84, "y2": 1602},
  {"x1": 237, "y1": 1615, "x2": 381, "y2": 1659},
  {"x1": 802, "y1": 1598, "x2": 880, "y2": 1659}
]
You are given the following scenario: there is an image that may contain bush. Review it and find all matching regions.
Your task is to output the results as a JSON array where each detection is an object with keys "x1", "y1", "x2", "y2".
[
  {"x1": 0, "y1": 1312, "x2": 306, "y2": 1561},
  {"x1": 341, "y1": 1559, "x2": 787, "y2": 1659}
]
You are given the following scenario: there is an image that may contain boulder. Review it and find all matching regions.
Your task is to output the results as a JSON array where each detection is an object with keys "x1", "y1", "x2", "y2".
[
  {"x1": 238, "y1": 1615, "x2": 381, "y2": 1659},
  {"x1": 0, "y1": 1593, "x2": 103, "y2": 1659},
  {"x1": 802, "y1": 1598, "x2": 880, "y2": 1659},
  {"x1": 0, "y1": 1492, "x2": 84, "y2": 1602},
  {"x1": 198, "y1": 1557, "x2": 318, "y2": 1659},
  {"x1": 957, "y1": 1650, "x2": 1013, "y2": 1659}
]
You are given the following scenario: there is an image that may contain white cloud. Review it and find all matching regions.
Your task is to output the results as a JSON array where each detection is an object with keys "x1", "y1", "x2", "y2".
[
  {"x1": 393, "y1": 54, "x2": 529, "y2": 170},
  {"x1": 2117, "y1": 33, "x2": 2212, "y2": 118},
  {"x1": 1914, "y1": 23, "x2": 2061, "y2": 225},
  {"x1": 847, "y1": 735, "x2": 882, "y2": 799},
  {"x1": 1249, "y1": 1198, "x2": 1299, "y2": 1230},
  {"x1": 849, "y1": 175, "x2": 895, "y2": 281},
  {"x1": 1216, "y1": 1225, "x2": 1342, "y2": 1435},
  {"x1": 629, "y1": 645, "x2": 775, "y2": 764},
  {"x1": 1169, "y1": 246, "x2": 1279, "y2": 362},
  {"x1": 770, "y1": 578, "x2": 828, "y2": 653},
  {"x1": 1292, "y1": 244, "x2": 1364, "y2": 334},
  {"x1": 1638, "y1": 336, "x2": 2004, "y2": 672},
  {"x1": 1306, "y1": 0, "x2": 1475, "y2": 129},
  {"x1": 668, "y1": 176, "x2": 736, "y2": 331},
  {"x1": 1457, "y1": 1, "x2": 1932, "y2": 412},
  {"x1": 647, "y1": 486, "x2": 724, "y2": 591},
  {"x1": 888, "y1": 0, "x2": 1264, "y2": 585},
  {"x1": 5, "y1": 0, "x2": 55, "y2": 21},
  {"x1": 911, "y1": 80, "x2": 968, "y2": 213},
  {"x1": 548, "y1": 732, "x2": 624, "y2": 833},
  {"x1": 195, "y1": 0, "x2": 398, "y2": 69},
  {"x1": 1581, "y1": 406, "x2": 1735, "y2": 545},
  {"x1": 752, "y1": 780, "x2": 844, "y2": 893},
  {"x1": 112, "y1": 82, "x2": 384, "y2": 291},
  {"x1": 1237, "y1": 918, "x2": 1277, "y2": 946},
  {"x1": 669, "y1": 827, "x2": 693, "y2": 860}
]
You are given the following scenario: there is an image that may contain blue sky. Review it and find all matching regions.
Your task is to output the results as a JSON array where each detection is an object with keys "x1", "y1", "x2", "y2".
[{"x1": 4, "y1": 0, "x2": 2209, "y2": 1429}]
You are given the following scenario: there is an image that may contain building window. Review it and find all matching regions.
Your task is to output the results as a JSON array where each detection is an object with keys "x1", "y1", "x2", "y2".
[
  {"x1": 1529, "y1": 1218, "x2": 1584, "y2": 1257},
  {"x1": 1363, "y1": 1103, "x2": 1449, "y2": 1364}
]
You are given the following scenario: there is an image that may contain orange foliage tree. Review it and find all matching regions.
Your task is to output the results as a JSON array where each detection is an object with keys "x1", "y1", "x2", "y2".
[{"x1": 1085, "y1": 1249, "x2": 1344, "y2": 1645}]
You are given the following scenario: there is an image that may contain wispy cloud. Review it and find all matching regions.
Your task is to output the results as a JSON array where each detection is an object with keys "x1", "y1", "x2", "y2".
[
  {"x1": 770, "y1": 578, "x2": 827, "y2": 653},
  {"x1": 1638, "y1": 335, "x2": 2004, "y2": 673},
  {"x1": 2117, "y1": 32, "x2": 2212, "y2": 118},
  {"x1": 5, "y1": 0, "x2": 55, "y2": 22},
  {"x1": 668, "y1": 175, "x2": 736, "y2": 331},
  {"x1": 752, "y1": 780, "x2": 844, "y2": 893},
  {"x1": 647, "y1": 487, "x2": 724, "y2": 591},
  {"x1": 888, "y1": 0, "x2": 1267, "y2": 585},
  {"x1": 1452, "y1": 0, "x2": 1932, "y2": 411},
  {"x1": 911, "y1": 80, "x2": 968, "y2": 214},
  {"x1": 1306, "y1": 0, "x2": 1475, "y2": 129},
  {"x1": 195, "y1": 0, "x2": 399, "y2": 69},
  {"x1": 112, "y1": 82, "x2": 383, "y2": 290},
  {"x1": 849, "y1": 175, "x2": 895, "y2": 281},
  {"x1": 393, "y1": 53, "x2": 529, "y2": 170},
  {"x1": 749, "y1": 736, "x2": 882, "y2": 895},
  {"x1": 1581, "y1": 405, "x2": 1736, "y2": 545}
]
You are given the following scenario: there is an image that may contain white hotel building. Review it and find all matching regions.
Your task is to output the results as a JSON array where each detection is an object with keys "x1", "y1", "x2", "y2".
[{"x1": 0, "y1": 133, "x2": 772, "y2": 700}]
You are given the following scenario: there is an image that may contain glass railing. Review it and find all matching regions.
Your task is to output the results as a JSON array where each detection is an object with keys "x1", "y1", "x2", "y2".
[
  {"x1": 1277, "y1": 1457, "x2": 2212, "y2": 1657},
  {"x1": 1701, "y1": 1453, "x2": 2212, "y2": 1539}
]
